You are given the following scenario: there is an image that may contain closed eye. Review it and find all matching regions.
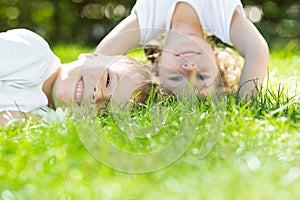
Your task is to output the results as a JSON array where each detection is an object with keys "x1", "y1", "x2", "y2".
[
  {"x1": 169, "y1": 76, "x2": 183, "y2": 82},
  {"x1": 197, "y1": 74, "x2": 209, "y2": 80}
]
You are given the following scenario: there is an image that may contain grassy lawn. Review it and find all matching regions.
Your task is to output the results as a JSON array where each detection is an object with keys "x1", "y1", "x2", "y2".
[{"x1": 0, "y1": 41, "x2": 300, "y2": 200}]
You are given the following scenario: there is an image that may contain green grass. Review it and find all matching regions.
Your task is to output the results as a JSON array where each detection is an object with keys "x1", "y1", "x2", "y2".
[
  {"x1": 51, "y1": 44, "x2": 95, "y2": 63},
  {"x1": 1, "y1": 42, "x2": 300, "y2": 200}
]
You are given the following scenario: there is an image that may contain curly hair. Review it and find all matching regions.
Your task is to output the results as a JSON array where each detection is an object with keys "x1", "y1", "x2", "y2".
[{"x1": 214, "y1": 47, "x2": 243, "y2": 92}]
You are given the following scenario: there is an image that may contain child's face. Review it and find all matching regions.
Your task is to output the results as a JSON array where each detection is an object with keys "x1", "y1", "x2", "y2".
[
  {"x1": 158, "y1": 33, "x2": 219, "y2": 96},
  {"x1": 52, "y1": 54, "x2": 142, "y2": 111}
]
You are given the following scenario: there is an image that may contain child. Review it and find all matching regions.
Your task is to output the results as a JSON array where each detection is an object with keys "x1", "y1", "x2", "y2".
[
  {"x1": 143, "y1": 34, "x2": 244, "y2": 93},
  {"x1": 94, "y1": 0, "x2": 269, "y2": 98},
  {"x1": 0, "y1": 29, "x2": 157, "y2": 126}
]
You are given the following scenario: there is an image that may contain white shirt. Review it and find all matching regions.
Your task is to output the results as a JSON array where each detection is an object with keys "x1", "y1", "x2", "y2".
[
  {"x1": 132, "y1": 0, "x2": 245, "y2": 44},
  {"x1": 0, "y1": 29, "x2": 61, "y2": 113}
]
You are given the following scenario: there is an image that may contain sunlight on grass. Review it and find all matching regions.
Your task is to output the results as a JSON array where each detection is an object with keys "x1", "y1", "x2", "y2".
[
  {"x1": 0, "y1": 42, "x2": 300, "y2": 199},
  {"x1": 268, "y1": 41, "x2": 300, "y2": 98}
]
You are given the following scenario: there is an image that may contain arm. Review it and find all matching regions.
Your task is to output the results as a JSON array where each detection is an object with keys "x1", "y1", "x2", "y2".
[
  {"x1": 230, "y1": 11, "x2": 269, "y2": 99},
  {"x1": 94, "y1": 14, "x2": 141, "y2": 55}
]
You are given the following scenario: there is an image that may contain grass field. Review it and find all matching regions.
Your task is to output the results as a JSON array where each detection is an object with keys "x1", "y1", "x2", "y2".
[{"x1": 0, "y1": 41, "x2": 300, "y2": 200}]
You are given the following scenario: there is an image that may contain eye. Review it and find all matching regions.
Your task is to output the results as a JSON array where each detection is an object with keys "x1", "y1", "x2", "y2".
[
  {"x1": 197, "y1": 74, "x2": 209, "y2": 80},
  {"x1": 106, "y1": 71, "x2": 111, "y2": 88},
  {"x1": 169, "y1": 76, "x2": 183, "y2": 82}
]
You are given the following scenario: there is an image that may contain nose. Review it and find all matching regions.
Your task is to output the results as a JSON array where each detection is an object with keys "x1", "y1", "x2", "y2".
[
  {"x1": 182, "y1": 61, "x2": 199, "y2": 78},
  {"x1": 183, "y1": 70, "x2": 208, "y2": 95},
  {"x1": 92, "y1": 86, "x2": 110, "y2": 111},
  {"x1": 182, "y1": 62, "x2": 195, "y2": 70}
]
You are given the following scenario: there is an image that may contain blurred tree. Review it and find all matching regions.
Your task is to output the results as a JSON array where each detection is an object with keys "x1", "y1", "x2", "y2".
[{"x1": 243, "y1": 0, "x2": 299, "y2": 47}]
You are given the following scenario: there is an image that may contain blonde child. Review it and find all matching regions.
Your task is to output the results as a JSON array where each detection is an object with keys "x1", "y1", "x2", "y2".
[
  {"x1": 0, "y1": 29, "x2": 157, "y2": 126},
  {"x1": 94, "y1": 0, "x2": 269, "y2": 98}
]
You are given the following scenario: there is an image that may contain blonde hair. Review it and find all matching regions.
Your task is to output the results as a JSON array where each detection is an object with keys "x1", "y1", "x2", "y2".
[
  {"x1": 214, "y1": 47, "x2": 243, "y2": 93},
  {"x1": 116, "y1": 56, "x2": 167, "y2": 105}
]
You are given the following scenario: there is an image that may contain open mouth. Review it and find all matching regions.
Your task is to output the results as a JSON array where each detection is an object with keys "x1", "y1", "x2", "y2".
[{"x1": 74, "y1": 76, "x2": 84, "y2": 106}]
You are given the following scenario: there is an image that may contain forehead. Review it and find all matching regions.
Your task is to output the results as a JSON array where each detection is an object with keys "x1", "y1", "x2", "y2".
[
  {"x1": 111, "y1": 58, "x2": 147, "y2": 79},
  {"x1": 111, "y1": 58, "x2": 146, "y2": 93}
]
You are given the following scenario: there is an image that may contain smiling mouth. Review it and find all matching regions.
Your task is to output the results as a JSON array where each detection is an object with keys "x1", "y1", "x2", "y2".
[{"x1": 74, "y1": 77, "x2": 84, "y2": 106}]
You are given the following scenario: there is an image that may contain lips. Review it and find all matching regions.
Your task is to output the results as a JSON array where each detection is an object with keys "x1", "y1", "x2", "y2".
[{"x1": 74, "y1": 77, "x2": 84, "y2": 105}]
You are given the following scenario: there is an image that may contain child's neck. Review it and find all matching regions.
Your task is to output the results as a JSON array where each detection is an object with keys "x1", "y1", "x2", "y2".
[
  {"x1": 170, "y1": 2, "x2": 204, "y2": 38},
  {"x1": 42, "y1": 67, "x2": 61, "y2": 108}
]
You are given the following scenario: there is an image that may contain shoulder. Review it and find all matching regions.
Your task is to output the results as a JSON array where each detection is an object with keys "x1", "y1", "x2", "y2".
[
  {"x1": 132, "y1": 0, "x2": 172, "y2": 43},
  {"x1": 132, "y1": 0, "x2": 171, "y2": 21},
  {"x1": 0, "y1": 29, "x2": 59, "y2": 114},
  {"x1": 133, "y1": 0, "x2": 170, "y2": 10},
  {"x1": 0, "y1": 29, "x2": 54, "y2": 65},
  {"x1": 3, "y1": 29, "x2": 51, "y2": 53},
  {"x1": 200, "y1": 0, "x2": 245, "y2": 44},
  {"x1": 0, "y1": 28, "x2": 60, "y2": 85}
]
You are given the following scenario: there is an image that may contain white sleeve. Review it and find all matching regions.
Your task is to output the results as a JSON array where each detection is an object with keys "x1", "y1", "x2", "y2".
[
  {"x1": 0, "y1": 29, "x2": 60, "y2": 113},
  {"x1": 201, "y1": 0, "x2": 245, "y2": 44},
  {"x1": 132, "y1": 0, "x2": 170, "y2": 44}
]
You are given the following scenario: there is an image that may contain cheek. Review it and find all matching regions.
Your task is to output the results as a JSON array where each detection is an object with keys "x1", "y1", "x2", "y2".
[
  {"x1": 53, "y1": 76, "x2": 76, "y2": 105},
  {"x1": 159, "y1": 54, "x2": 179, "y2": 69},
  {"x1": 158, "y1": 63, "x2": 182, "y2": 81},
  {"x1": 52, "y1": 78, "x2": 66, "y2": 106},
  {"x1": 113, "y1": 79, "x2": 133, "y2": 101}
]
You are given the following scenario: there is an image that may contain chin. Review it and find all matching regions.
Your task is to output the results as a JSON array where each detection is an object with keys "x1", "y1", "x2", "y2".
[{"x1": 52, "y1": 90, "x2": 69, "y2": 108}]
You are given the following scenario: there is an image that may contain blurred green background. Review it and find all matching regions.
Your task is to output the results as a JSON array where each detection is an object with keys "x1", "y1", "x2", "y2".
[{"x1": 0, "y1": 0, "x2": 299, "y2": 48}]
